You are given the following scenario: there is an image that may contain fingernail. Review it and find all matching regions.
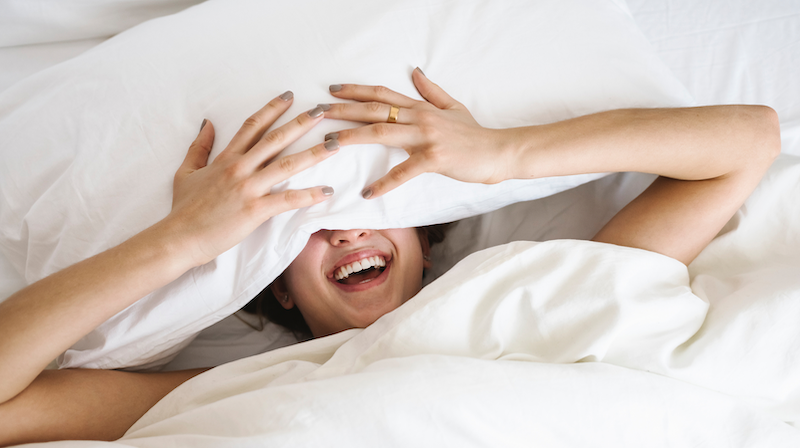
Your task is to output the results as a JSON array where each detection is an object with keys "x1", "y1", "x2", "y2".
[
  {"x1": 324, "y1": 139, "x2": 339, "y2": 151},
  {"x1": 322, "y1": 186, "x2": 334, "y2": 196},
  {"x1": 329, "y1": 84, "x2": 343, "y2": 92},
  {"x1": 308, "y1": 106, "x2": 324, "y2": 118},
  {"x1": 317, "y1": 103, "x2": 331, "y2": 111},
  {"x1": 279, "y1": 90, "x2": 293, "y2": 101},
  {"x1": 199, "y1": 118, "x2": 207, "y2": 132},
  {"x1": 362, "y1": 188, "x2": 373, "y2": 199},
  {"x1": 416, "y1": 67, "x2": 425, "y2": 76},
  {"x1": 325, "y1": 132, "x2": 339, "y2": 141}
]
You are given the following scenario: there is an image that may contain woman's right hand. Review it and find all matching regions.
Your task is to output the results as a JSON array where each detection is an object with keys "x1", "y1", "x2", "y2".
[{"x1": 167, "y1": 93, "x2": 337, "y2": 268}]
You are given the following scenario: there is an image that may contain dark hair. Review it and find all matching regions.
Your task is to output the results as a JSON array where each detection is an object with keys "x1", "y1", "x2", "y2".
[{"x1": 240, "y1": 223, "x2": 452, "y2": 336}]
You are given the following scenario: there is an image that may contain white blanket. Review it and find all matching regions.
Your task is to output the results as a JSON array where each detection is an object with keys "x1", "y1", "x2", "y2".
[{"x1": 30, "y1": 156, "x2": 800, "y2": 447}]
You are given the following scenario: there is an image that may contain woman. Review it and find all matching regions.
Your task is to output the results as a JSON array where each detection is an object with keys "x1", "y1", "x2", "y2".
[{"x1": 0, "y1": 68, "x2": 780, "y2": 445}]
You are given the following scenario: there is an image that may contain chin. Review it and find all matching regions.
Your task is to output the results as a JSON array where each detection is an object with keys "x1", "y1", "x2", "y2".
[{"x1": 348, "y1": 295, "x2": 408, "y2": 329}]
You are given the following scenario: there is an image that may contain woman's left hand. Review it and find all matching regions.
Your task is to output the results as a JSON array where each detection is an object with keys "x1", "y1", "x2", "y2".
[{"x1": 324, "y1": 68, "x2": 514, "y2": 199}]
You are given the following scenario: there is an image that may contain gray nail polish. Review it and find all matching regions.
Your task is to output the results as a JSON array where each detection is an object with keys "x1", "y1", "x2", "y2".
[
  {"x1": 317, "y1": 103, "x2": 331, "y2": 111},
  {"x1": 329, "y1": 84, "x2": 343, "y2": 92},
  {"x1": 362, "y1": 188, "x2": 373, "y2": 199},
  {"x1": 324, "y1": 139, "x2": 339, "y2": 151},
  {"x1": 322, "y1": 186, "x2": 334, "y2": 196},
  {"x1": 200, "y1": 118, "x2": 207, "y2": 132},
  {"x1": 279, "y1": 90, "x2": 293, "y2": 101},
  {"x1": 325, "y1": 132, "x2": 339, "y2": 141},
  {"x1": 308, "y1": 106, "x2": 324, "y2": 118}
]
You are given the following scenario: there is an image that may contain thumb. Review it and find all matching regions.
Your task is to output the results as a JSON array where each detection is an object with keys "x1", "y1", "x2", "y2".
[
  {"x1": 412, "y1": 67, "x2": 460, "y2": 110},
  {"x1": 181, "y1": 119, "x2": 215, "y2": 173}
]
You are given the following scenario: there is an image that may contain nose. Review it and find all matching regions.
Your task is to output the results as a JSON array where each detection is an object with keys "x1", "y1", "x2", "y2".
[{"x1": 329, "y1": 229, "x2": 372, "y2": 246}]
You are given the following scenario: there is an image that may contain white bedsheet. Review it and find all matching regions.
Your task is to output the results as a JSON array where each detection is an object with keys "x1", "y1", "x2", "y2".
[
  {"x1": 0, "y1": 0, "x2": 204, "y2": 47},
  {"x1": 628, "y1": 0, "x2": 800, "y2": 126},
  {"x1": 25, "y1": 155, "x2": 800, "y2": 446}
]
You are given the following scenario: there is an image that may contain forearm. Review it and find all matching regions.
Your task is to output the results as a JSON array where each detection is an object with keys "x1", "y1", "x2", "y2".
[
  {"x1": 0, "y1": 219, "x2": 194, "y2": 404},
  {"x1": 0, "y1": 367, "x2": 207, "y2": 447},
  {"x1": 495, "y1": 105, "x2": 779, "y2": 264},
  {"x1": 501, "y1": 105, "x2": 777, "y2": 181}
]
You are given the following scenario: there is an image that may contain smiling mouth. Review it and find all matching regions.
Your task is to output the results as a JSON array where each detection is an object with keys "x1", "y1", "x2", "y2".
[
  {"x1": 329, "y1": 252, "x2": 392, "y2": 292},
  {"x1": 334, "y1": 255, "x2": 387, "y2": 284},
  {"x1": 336, "y1": 266, "x2": 387, "y2": 285}
]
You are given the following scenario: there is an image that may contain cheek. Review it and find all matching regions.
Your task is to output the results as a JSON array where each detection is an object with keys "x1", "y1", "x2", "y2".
[
  {"x1": 283, "y1": 234, "x2": 328, "y2": 295},
  {"x1": 383, "y1": 229, "x2": 425, "y2": 294}
]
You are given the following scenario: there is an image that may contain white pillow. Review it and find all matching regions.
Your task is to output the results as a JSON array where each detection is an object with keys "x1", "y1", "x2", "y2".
[{"x1": 0, "y1": 0, "x2": 692, "y2": 369}]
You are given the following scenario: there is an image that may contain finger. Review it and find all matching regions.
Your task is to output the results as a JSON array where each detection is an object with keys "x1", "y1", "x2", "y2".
[
  {"x1": 243, "y1": 105, "x2": 326, "y2": 170},
  {"x1": 176, "y1": 119, "x2": 215, "y2": 180},
  {"x1": 328, "y1": 83, "x2": 418, "y2": 108},
  {"x1": 412, "y1": 68, "x2": 461, "y2": 110},
  {"x1": 226, "y1": 90, "x2": 294, "y2": 155},
  {"x1": 324, "y1": 123, "x2": 419, "y2": 149},
  {"x1": 322, "y1": 102, "x2": 417, "y2": 125},
  {"x1": 361, "y1": 156, "x2": 428, "y2": 200},
  {"x1": 255, "y1": 139, "x2": 339, "y2": 189},
  {"x1": 261, "y1": 186, "x2": 334, "y2": 218}
]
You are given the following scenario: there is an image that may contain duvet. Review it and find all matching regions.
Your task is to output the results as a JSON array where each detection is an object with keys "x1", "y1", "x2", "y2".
[{"x1": 29, "y1": 156, "x2": 800, "y2": 447}]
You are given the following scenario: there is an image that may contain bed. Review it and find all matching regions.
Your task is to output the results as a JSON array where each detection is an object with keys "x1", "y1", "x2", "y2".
[{"x1": 0, "y1": 0, "x2": 799, "y2": 446}]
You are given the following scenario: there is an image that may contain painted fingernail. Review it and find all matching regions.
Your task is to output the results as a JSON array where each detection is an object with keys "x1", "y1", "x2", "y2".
[
  {"x1": 279, "y1": 90, "x2": 293, "y2": 101},
  {"x1": 324, "y1": 139, "x2": 339, "y2": 151},
  {"x1": 362, "y1": 188, "x2": 373, "y2": 199},
  {"x1": 308, "y1": 106, "x2": 324, "y2": 118},
  {"x1": 329, "y1": 84, "x2": 343, "y2": 92},
  {"x1": 199, "y1": 118, "x2": 207, "y2": 132},
  {"x1": 317, "y1": 103, "x2": 331, "y2": 111},
  {"x1": 325, "y1": 132, "x2": 339, "y2": 141},
  {"x1": 322, "y1": 186, "x2": 334, "y2": 196},
  {"x1": 416, "y1": 67, "x2": 425, "y2": 76}
]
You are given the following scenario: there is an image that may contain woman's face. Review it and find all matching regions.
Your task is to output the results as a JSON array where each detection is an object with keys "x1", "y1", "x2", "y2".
[{"x1": 273, "y1": 228, "x2": 430, "y2": 337}]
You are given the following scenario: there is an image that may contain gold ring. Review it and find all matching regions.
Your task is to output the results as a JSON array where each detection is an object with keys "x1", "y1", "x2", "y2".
[{"x1": 387, "y1": 104, "x2": 400, "y2": 123}]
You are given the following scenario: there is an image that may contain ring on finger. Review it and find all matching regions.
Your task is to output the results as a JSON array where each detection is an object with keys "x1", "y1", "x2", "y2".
[{"x1": 387, "y1": 105, "x2": 400, "y2": 123}]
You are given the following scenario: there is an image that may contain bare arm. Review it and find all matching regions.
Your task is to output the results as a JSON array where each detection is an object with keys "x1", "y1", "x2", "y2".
[
  {"x1": 0, "y1": 368, "x2": 206, "y2": 446},
  {"x1": 323, "y1": 70, "x2": 780, "y2": 264},
  {"x1": 0, "y1": 96, "x2": 336, "y2": 444},
  {"x1": 0, "y1": 221, "x2": 194, "y2": 406},
  {"x1": 501, "y1": 106, "x2": 781, "y2": 263}
]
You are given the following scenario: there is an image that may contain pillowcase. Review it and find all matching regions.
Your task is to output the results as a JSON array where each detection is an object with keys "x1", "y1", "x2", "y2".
[{"x1": 0, "y1": 0, "x2": 692, "y2": 369}]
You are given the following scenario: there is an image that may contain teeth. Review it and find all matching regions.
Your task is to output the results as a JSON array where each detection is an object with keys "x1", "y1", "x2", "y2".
[{"x1": 334, "y1": 256, "x2": 386, "y2": 280}]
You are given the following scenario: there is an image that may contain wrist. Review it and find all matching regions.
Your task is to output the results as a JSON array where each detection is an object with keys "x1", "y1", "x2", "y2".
[
  {"x1": 494, "y1": 126, "x2": 545, "y2": 180},
  {"x1": 125, "y1": 217, "x2": 201, "y2": 279}
]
